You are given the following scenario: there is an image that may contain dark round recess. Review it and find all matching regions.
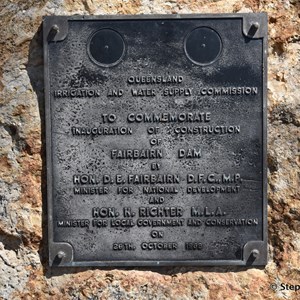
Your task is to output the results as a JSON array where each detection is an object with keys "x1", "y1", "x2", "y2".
[
  {"x1": 88, "y1": 29, "x2": 125, "y2": 67},
  {"x1": 184, "y1": 27, "x2": 222, "y2": 66}
]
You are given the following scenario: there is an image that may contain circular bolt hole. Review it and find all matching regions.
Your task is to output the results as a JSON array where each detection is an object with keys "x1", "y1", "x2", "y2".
[
  {"x1": 252, "y1": 22, "x2": 259, "y2": 30},
  {"x1": 251, "y1": 249, "x2": 260, "y2": 258},
  {"x1": 57, "y1": 251, "x2": 66, "y2": 259},
  {"x1": 52, "y1": 24, "x2": 59, "y2": 32},
  {"x1": 184, "y1": 27, "x2": 222, "y2": 66},
  {"x1": 88, "y1": 29, "x2": 125, "y2": 67}
]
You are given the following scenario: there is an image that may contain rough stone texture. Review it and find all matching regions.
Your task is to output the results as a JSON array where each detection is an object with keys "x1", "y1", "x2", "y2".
[{"x1": 0, "y1": 0, "x2": 299, "y2": 299}]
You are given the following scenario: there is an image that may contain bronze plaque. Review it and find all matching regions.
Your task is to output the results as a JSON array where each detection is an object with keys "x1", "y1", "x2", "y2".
[{"x1": 44, "y1": 14, "x2": 268, "y2": 266}]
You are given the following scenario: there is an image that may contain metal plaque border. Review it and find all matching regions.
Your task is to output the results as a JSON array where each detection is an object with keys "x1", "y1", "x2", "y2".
[{"x1": 43, "y1": 13, "x2": 268, "y2": 267}]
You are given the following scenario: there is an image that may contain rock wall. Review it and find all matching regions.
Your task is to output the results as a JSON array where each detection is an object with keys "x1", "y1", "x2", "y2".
[{"x1": 0, "y1": 0, "x2": 299, "y2": 299}]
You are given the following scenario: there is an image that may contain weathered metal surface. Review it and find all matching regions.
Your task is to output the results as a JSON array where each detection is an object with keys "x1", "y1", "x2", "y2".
[{"x1": 43, "y1": 14, "x2": 267, "y2": 267}]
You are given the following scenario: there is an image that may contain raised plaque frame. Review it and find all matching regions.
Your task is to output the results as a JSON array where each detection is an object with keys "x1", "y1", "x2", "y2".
[{"x1": 44, "y1": 14, "x2": 268, "y2": 267}]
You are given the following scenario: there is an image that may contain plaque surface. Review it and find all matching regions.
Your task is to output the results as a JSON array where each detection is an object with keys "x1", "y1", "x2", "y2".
[{"x1": 44, "y1": 14, "x2": 267, "y2": 266}]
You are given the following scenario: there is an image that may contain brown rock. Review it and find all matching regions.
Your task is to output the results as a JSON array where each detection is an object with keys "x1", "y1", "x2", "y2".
[{"x1": 0, "y1": 0, "x2": 299, "y2": 299}]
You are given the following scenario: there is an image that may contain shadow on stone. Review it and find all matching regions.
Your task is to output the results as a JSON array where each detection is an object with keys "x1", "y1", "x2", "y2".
[
  {"x1": 27, "y1": 24, "x2": 49, "y2": 274},
  {"x1": 26, "y1": 24, "x2": 264, "y2": 279}
]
